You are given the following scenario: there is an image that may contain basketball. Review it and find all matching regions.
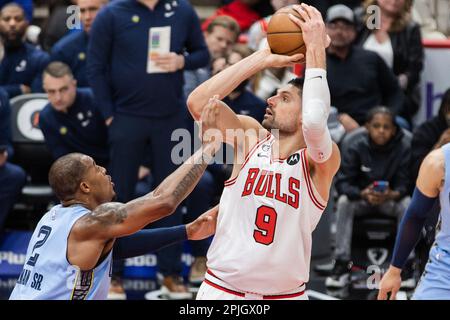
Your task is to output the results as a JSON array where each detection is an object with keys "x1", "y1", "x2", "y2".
[{"x1": 267, "y1": 6, "x2": 306, "y2": 56}]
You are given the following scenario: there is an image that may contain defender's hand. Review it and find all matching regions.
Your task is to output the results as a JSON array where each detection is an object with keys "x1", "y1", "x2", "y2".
[
  {"x1": 378, "y1": 266, "x2": 402, "y2": 300},
  {"x1": 186, "y1": 205, "x2": 219, "y2": 240}
]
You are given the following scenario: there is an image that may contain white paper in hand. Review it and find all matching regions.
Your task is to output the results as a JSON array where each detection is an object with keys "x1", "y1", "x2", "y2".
[{"x1": 147, "y1": 26, "x2": 171, "y2": 74}]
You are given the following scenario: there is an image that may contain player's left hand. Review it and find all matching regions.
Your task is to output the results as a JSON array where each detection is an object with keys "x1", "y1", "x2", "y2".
[
  {"x1": 378, "y1": 266, "x2": 402, "y2": 300},
  {"x1": 153, "y1": 52, "x2": 185, "y2": 72},
  {"x1": 289, "y1": 3, "x2": 331, "y2": 49},
  {"x1": 186, "y1": 205, "x2": 219, "y2": 240}
]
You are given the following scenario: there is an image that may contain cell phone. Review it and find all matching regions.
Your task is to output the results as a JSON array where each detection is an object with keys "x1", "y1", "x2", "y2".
[{"x1": 373, "y1": 181, "x2": 389, "y2": 192}]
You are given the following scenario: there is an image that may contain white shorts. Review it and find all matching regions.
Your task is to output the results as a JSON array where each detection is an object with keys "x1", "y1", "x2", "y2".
[{"x1": 196, "y1": 275, "x2": 308, "y2": 301}]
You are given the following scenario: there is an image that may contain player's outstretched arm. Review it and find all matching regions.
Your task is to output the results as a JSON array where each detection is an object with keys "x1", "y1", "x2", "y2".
[
  {"x1": 74, "y1": 104, "x2": 223, "y2": 241},
  {"x1": 112, "y1": 205, "x2": 219, "y2": 260},
  {"x1": 290, "y1": 4, "x2": 340, "y2": 192},
  {"x1": 187, "y1": 49, "x2": 303, "y2": 122},
  {"x1": 378, "y1": 149, "x2": 443, "y2": 300}
]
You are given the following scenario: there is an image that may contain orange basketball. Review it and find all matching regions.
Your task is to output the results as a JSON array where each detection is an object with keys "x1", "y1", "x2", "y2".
[{"x1": 267, "y1": 6, "x2": 306, "y2": 56}]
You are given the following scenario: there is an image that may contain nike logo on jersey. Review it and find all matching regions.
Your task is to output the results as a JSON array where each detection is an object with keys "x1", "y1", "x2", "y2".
[
  {"x1": 310, "y1": 75, "x2": 323, "y2": 80},
  {"x1": 257, "y1": 153, "x2": 269, "y2": 158},
  {"x1": 165, "y1": 11, "x2": 175, "y2": 18},
  {"x1": 241, "y1": 168, "x2": 300, "y2": 209},
  {"x1": 360, "y1": 165, "x2": 371, "y2": 172}
]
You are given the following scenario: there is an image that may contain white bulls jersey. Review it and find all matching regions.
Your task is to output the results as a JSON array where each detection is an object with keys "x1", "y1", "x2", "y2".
[{"x1": 206, "y1": 134, "x2": 327, "y2": 295}]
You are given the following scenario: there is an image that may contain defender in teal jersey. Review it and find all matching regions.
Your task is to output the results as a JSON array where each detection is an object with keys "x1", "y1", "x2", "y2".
[
  {"x1": 378, "y1": 143, "x2": 450, "y2": 300},
  {"x1": 10, "y1": 103, "x2": 222, "y2": 300}
]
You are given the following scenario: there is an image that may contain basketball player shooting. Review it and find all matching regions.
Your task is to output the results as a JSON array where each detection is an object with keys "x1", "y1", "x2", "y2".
[{"x1": 187, "y1": 4, "x2": 340, "y2": 300}]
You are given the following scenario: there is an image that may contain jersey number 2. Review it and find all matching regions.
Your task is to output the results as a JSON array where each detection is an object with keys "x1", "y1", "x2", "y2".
[
  {"x1": 26, "y1": 225, "x2": 52, "y2": 267},
  {"x1": 253, "y1": 206, "x2": 277, "y2": 245}
]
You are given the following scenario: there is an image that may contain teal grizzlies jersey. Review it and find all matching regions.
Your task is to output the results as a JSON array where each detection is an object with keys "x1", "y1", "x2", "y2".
[
  {"x1": 436, "y1": 143, "x2": 450, "y2": 253},
  {"x1": 9, "y1": 205, "x2": 112, "y2": 300}
]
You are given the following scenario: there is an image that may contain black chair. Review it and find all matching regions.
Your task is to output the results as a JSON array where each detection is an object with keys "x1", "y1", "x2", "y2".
[{"x1": 9, "y1": 94, "x2": 56, "y2": 227}]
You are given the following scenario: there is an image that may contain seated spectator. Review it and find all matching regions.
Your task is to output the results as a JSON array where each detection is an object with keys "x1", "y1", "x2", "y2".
[
  {"x1": 39, "y1": 62, "x2": 109, "y2": 166},
  {"x1": 325, "y1": 4, "x2": 404, "y2": 132},
  {"x1": 0, "y1": 88, "x2": 26, "y2": 232},
  {"x1": 0, "y1": 3, "x2": 49, "y2": 98},
  {"x1": 212, "y1": 44, "x2": 266, "y2": 123},
  {"x1": 356, "y1": 0, "x2": 424, "y2": 126},
  {"x1": 51, "y1": 0, "x2": 108, "y2": 88},
  {"x1": 326, "y1": 107, "x2": 412, "y2": 288},
  {"x1": 184, "y1": 15, "x2": 240, "y2": 100},
  {"x1": 412, "y1": 0, "x2": 450, "y2": 39}
]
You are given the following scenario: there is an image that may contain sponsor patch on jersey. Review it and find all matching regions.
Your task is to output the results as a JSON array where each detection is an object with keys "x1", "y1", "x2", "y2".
[{"x1": 287, "y1": 153, "x2": 300, "y2": 165}]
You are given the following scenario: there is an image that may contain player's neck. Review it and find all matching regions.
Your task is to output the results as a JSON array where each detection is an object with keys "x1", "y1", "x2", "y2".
[
  {"x1": 272, "y1": 132, "x2": 305, "y2": 159},
  {"x1": 62, "y1": 197, "x2": 97, "y2": 211}
]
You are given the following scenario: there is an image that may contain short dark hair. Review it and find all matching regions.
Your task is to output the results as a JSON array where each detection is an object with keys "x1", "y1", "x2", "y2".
[
  {"x1": 48, "y1": 153, "x2": 89, "y2": 202},
  {"x1": 1, "y1": 2, "x2": 26, "y2": 19},
  {"x1": 366, "y1": 106, "x2": 395, "y2": 125},
  {"x1": 288, "y1": 77, "x2": 305, "y2": 96},
  {"x1": 43, "y1": 62, "x2": 74, "y2": 79}
]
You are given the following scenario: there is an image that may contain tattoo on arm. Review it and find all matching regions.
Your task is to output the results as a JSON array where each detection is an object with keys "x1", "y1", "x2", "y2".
[
  {"x1": 172, "y1": 162, "x2": 208, "y2": 203},
  {"x1": 88, "y1": 202, "x2": 128, "y2": 226}
]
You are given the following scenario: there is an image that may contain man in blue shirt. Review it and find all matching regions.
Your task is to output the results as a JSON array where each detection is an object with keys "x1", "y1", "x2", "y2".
[
  {"x1": 0, "y1": 0, "x2": 32, "y2": 22},
  {"x1": 39, "y1": 62, "x2": 109, "y2": 166},
  {"x1": 0, "y1": 3, "x2": 49, "y2": 98},
  {"x1": 0, "y1": 87, "x2": 27, "y2": 233},
  {"x1": 51, "y1": 0, "x2": 108, "y2": 88},
  {"x1": 87, "y1": 0, "x2": 210, "y2": 296}
]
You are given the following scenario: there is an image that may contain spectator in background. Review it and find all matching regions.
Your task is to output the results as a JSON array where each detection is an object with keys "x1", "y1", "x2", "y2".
[
  {"x1": 0, "y1": 3, "x2": 49, "y2": 98},
  {"x1": 87, "y1": 0, "x2": 210, "y2": 298},
  {"x1": 39, "y1": 62, "x2": 109, "y2": 167},
  {"x1": 412, "y1": 0, "x2": 450, "y2": 39},
  {"x1": 39, "y1": 61, "x2": 152, "y2": 206},
  {"x1": 183, "y1": 15, "x2": 240, "y2": 100},
  {"x1": 0, "y1": 87, "x2": 26, "y2": 233},
  {"x1": 325, "y1": 4, "x2": 404, "y2": 132},
  {"x1": 50, "y1": 0, "x2": 108, "y2": 88},
  {"x1": 212, "y1": 44, "x2": 266, "y2": 123},
  {"x1": 326, "y1": 107, "x2": 412, "y2": 288},
  {"x1": 0, "y1": 0, "x2": 32, "y2": 22},
  {"x1": 356, "y1": 0, "x2": 424, "y2": 127}
]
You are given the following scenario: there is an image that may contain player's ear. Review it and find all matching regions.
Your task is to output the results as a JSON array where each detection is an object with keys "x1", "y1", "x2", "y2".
[{"x1": 80, "y1": 181, "x2": 91, "y2": 194}]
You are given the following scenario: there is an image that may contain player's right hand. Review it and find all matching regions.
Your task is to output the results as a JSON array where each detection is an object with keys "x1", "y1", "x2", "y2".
[
  {"x1": 261, "y1": 47, "x2": 305, "y2": 68},
  {"x1": 377, "y1": 266, "x2": 402, "y2": 300}
]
